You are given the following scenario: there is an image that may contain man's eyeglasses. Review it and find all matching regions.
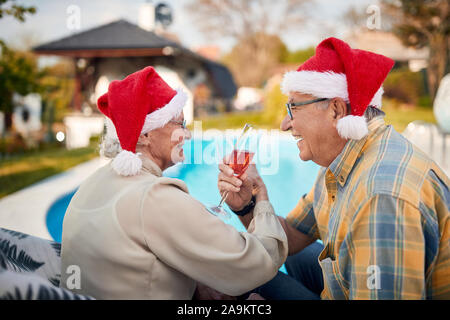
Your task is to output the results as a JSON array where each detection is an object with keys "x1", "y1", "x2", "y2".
[
  {"x1": 286, "y1": 98, "x2": 328, "y2": 120},
  {"x1": 170, "y1": 119, "x2": 187, "y2": 129}
]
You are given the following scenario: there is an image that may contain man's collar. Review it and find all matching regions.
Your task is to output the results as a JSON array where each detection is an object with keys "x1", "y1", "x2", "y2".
[
  {"x1": 328, "y1": 116, "x2": 386, "y2": 186},
  {"x1": 141, "y1": 155, "x2": 163, "y2": 177}
]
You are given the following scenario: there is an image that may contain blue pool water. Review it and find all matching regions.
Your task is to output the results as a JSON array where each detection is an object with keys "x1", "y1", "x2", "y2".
[{"x1": 47, "y1": 135, "x2": 320, "y2": 245}]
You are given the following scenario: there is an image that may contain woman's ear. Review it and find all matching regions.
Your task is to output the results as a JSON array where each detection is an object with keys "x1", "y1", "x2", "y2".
[
  {"x1": 137, "y1": 133, "x2": 151, "y2": 147},
  {"x1": 330, "y1": 98, "x2": 348, "y2": 120}
]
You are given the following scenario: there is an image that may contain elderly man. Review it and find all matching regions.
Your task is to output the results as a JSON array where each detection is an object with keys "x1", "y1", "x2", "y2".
[{"x1": 218, "y1": 37, "x2": 450, "y2": 300}]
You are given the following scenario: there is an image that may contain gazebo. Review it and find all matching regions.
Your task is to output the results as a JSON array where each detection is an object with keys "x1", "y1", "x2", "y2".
[{"x1": 33, "y1": 19, "x2": 237, "y2": 122}]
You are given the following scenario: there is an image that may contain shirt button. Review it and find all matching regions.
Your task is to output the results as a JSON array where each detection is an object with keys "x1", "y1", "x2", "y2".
[{"x1": 339, "y1": 176, "x2": 344, "y2": 183}]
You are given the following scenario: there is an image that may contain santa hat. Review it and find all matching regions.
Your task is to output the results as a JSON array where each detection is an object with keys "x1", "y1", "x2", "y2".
[
  {"x1": 281, "y1": 37, "x2": 394, "y2": 140},
  {"x1": 97, "y1": 66, "x2": 187, "y2": 176}
]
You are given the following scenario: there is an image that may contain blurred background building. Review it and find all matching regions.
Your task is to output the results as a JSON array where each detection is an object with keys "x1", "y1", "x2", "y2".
[{"x1": 32, "y1": 2, "x2": 237, "y2": 148}]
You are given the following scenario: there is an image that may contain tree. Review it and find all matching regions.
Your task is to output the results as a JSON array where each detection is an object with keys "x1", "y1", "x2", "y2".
[
  {"x1": 381, "y1": 0, "x2": 450, "y2": 100},
  {"x1": 186, "y1": 0, "x2": 312, "y2": 87},
  {"x1": 0, "y1": 0, "x2": 37, "y2": 130},
  {"x1": 0, "y1": 42, "x2": 43, "y2": 129},
  {"x1": 0, "y1": 0, "x2": 36, "y2": 21},
  {"x1": 186, "y1": 0, "x2": 311, "y2": 41},
  {"x1": 222, "y1": 33, "x2": 288, "y2": 87},
  {"x1": 39, "y1": 60, "x2": 75, "y2": 123}
]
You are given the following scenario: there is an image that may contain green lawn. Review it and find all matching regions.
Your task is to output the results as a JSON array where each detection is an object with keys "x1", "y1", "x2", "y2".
[
  {"x1": 383, "y1": 105, "x2": 436, "y2": 133},
  {"x1": 0, "y1": 143, "x2": 99, "y2": 199},
  {"x1": 195, "y1": 111, "x2": 270, "y2": 130}
]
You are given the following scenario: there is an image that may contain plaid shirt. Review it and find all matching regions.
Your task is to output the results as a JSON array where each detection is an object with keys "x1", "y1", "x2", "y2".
[{"x1": 286, "y1": 116, "x2": 450, "y2": 300}]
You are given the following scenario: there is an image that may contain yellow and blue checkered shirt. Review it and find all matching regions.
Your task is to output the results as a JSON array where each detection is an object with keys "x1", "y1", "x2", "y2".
[{"x1": 286, "y1": 116, "x2": 450, "y2": 299}]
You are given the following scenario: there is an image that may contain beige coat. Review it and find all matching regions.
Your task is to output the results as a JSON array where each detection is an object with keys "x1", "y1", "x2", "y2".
[{"x1": 60, "y1": 157, "x2": 288, "y2": 299}]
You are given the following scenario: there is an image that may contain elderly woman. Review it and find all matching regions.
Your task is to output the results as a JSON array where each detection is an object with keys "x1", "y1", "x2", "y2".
[{"x1": 60, "y1": 66, "x2": 287, "y2": 300}]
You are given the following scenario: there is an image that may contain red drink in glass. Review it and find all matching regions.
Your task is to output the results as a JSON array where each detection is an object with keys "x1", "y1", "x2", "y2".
[
  {"x1": 228, "y1": 150, "x2": 254, "y2": 177},
  {"x1": 206, "y1": 123, "x2": 254, "y2": 220}
]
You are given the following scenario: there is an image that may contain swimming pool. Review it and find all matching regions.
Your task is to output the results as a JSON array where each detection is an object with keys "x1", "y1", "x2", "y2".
[{"x1": 46, "y1": 133, "x2": 320, "y2": 242}]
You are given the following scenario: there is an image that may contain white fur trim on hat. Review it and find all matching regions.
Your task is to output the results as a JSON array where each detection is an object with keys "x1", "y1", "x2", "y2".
[
  {"x1": 141, "y1": 88, "x2": 187, "y2": 134},
  {"x1": 112, "y1": 150, "x2": 142, "y2": 176},
  {"x1": 336, "y1": 115, "x2": 368, "y2": 140},
  {"x1": 281, "y1": 71, "x2": 383, "y2": 107}
]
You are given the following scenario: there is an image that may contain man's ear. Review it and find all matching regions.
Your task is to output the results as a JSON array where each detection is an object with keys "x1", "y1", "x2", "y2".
[{"x1": 329, "y1": 98, "x2": 348, "y2": 120}]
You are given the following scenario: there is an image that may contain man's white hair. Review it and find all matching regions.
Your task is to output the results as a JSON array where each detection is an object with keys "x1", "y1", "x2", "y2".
[{"x1": 316, "y1": 100, "x2": 385, "y2": 122}]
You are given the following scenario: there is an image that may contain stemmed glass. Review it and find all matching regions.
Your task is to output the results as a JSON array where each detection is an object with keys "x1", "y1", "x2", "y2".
[{"x1": 207, "y1": 123, "x2": 255, "y2": 219}]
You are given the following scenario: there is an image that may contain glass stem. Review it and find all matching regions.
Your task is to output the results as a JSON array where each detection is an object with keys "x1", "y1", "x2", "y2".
[{"x1": 217, "y1": 191, "x2": 229, "y2": 208}]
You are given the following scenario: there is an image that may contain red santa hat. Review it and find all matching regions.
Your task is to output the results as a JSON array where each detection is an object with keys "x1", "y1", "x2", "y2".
[
  {"x1": 281, "y1": 37, "x2": 394, "y2": 140},
  {"x1": 97, "y1": 66, "x2": 187, "y2": 176}
]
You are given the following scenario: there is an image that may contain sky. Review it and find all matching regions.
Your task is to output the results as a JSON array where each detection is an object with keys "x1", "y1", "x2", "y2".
[{"x1": 0, "y1": 0, "x2": 378, "y2": 53}]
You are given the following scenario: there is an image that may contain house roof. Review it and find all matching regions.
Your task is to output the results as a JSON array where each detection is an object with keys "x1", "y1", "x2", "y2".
[
  {"x1": 33, "y1": 19, "x2": 237, "y2": 99},
  {"x1": 345, "y1": 31, "x2": 429, "y2": 61},
  {"x1": 33, "y1": 19, "x2": 180, "y2": 52}
]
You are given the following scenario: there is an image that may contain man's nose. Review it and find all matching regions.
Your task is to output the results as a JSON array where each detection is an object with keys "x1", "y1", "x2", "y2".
[{"x1": 280, "y1": 114, "x2": 292, "y2": 131}]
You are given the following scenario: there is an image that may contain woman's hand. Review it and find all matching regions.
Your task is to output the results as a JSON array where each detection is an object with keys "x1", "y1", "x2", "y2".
[{"x1": 217, "y1": 162, "x2": 268, "y2": 211}]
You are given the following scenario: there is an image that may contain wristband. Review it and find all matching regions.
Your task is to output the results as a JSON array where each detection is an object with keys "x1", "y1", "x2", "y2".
[{"x1": 231, "y1": 195, "x2": 256, "y2": 216}]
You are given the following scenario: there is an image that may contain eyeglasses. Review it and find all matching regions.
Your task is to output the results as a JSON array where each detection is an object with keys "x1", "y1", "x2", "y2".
[
  {"x1": 170, "y1": 119, "x2": 187, "y2": 129},
  {"x1": 286, "y1": 98, "x2": 328, "y2": 120}
]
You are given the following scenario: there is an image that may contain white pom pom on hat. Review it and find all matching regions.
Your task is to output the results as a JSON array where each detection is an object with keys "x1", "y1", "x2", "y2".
[
  {"x1": 336, "y1": 115, "x2": 368, "y2": 140},
  {"x1": 112, "y1": 150, "x2": 143, "y2": 176}
]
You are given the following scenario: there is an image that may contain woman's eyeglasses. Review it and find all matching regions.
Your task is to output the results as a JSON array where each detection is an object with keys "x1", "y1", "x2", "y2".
[
  {"x1": 286, "y1": 98, "x2": 328, "y2": 120},
  {"x1": 170, "y1": 120, "x2": 187, "y2": 129}
]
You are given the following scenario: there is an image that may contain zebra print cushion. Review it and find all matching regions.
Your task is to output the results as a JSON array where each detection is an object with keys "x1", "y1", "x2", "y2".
[{"x1": 0, "y1": 228, "x2": 93, "y2": 300}]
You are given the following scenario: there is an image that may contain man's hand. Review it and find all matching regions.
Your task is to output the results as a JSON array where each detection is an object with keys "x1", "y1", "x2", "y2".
[{"x1": 218, "y1": 161, "x2": 268, "y2": 211}]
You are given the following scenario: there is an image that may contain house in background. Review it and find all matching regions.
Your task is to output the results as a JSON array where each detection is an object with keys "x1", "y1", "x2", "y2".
[
  {"x1": 32, "y1": 7, "x2": 237, "y2": 148},
  {"x1": 345, "y1": 30, "x2": 429, "y2": 72},
  {"x1": 33, "y1": 18, "x2": 237, "y2": 122}
]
